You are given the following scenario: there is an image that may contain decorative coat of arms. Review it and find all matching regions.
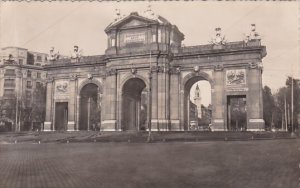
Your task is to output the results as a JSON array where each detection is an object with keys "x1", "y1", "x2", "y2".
[
  {"x1": 56, "y1": 81, "x2": 68, "y2": 93},
  {"x1": 226, "y1": 69, "x2": 246, "y2": 85}
]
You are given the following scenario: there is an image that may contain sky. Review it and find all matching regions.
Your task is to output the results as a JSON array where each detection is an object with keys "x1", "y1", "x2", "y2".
[{"x1": 0, "y1": 1, "x2": 299, "y2": 106}]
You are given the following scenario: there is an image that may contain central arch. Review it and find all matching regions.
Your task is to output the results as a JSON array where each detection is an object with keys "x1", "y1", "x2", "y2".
[
  {"x1": 121, "y1": 78, "x2": 147, "y2": 131},
  {"x1": 183, "y1": 74, "x2": 213, "y2": 131},
  {"x1": 79, "y1": 83, "x2": 102, "y2": 130}
]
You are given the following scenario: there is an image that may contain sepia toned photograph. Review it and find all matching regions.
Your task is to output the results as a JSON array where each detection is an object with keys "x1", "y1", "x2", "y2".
[{"x1": 0, "y1": 1, "x2": 299, "y2": 188}]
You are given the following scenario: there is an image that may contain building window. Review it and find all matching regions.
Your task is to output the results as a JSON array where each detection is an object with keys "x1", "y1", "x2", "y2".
[
  {"x1": 27, "y1": 70, "x2": 32, "y2": 78},
  {"x1": 36, "y1": 82, "x2": 43, "y2": 88},
  {"x1": 19, "y1": 59, "x2": 23, "y2": 65},
  {"x1": 158, "y1": 29, "x2": 161, "y2": 43},
  {"x1": 4, "y1": 69, "x2": 15, "y2": 76},
  {"x1": 36, "y1": 55, "x2": 42, "y2": 62},
  {"x1": 4, "y1": 79, "x2": 15, "y2": 88},
  {"x1": 26, "y1": 81, "x2": 32, "y2": 89},
  {"x1": 111, "y1": 38, "x2": 115, "y2": 47},
  {"x1": 152, "y1": 34, "x2": 156, "y2": 42},
  {"x1": 25, "y1": 91, "x2": 32, "y2": 106},
  {"x1": 26, "y1": 90, "x2": 32, "y2": 99},
  {"x1": 37, "y1": 72, "x2": 41, "y2": 79},
  {"x1": 3, "y1": 89, "x2": 14, "y2": 97}
]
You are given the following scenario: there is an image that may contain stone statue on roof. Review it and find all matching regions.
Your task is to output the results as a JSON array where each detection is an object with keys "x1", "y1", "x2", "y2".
[
  {"x1": 249, "y1": 24, "x2": 260, "y2": 40},
  {"x1": 211, "y1": 27, "x2": 226, "y2": 45},
  {"x1": 143, "y1": 5, "x2": 157, "y2": 20},
  {"x1": 71, "y1": 45, "x2": 82, "y2": 59},
  {"x1": 47, "y1": 47, "x2": 60, "y2": 61},
  {"x1": 244, "y1": 24, "x2": 261, "y2": 43}
]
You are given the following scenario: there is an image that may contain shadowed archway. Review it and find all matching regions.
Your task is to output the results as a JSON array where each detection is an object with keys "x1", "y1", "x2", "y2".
[
  {"x1": 121, "y1": 78, "x2": 147, "y2": 131},
  {"x1": 79, "y1": 83, "x2": 101, "y2": 130}
]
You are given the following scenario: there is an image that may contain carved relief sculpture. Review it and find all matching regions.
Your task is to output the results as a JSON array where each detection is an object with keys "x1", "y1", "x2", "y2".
[
  {"x1": 226, "y1": 69, "x2": 246, "y2": 85},
  {"x1": 56, "y1": 81, "x2": 68, "y2": 93}
]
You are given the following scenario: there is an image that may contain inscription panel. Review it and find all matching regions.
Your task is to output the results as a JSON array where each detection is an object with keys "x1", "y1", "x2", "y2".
[{"x1": 124, "y1": 33, "x2": 146, "y2": 44}]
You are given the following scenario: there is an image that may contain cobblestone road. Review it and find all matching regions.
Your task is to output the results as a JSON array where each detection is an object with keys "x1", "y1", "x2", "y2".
[{"x1": 0, "y1": 140, "x2": 298, "y2": 188}]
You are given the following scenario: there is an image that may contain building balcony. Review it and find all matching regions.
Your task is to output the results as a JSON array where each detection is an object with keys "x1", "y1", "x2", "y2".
[{"x1": 3, "y1": 84, "x2": 16, "y2": 88}]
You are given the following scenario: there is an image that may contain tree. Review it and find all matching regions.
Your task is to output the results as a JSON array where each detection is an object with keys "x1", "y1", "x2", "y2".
[
  {"x1": 263, "y1": 86, "x2": 276, "y2": 129},
  {"x1": 18, "y1": 83, "x2": 46, "y2": 131},
  {"x1": 30, "y1": 82, "x2": 46, "y2": 130},
  {"x1": 273, "y1": 77, "x2": 300, "y2": 131},
  {"x1": 285, "y1": 77, "x2": 300, "y2": 131},
  {"x1": 0, "y1": 96, "x2": 17, "y2": 131}
]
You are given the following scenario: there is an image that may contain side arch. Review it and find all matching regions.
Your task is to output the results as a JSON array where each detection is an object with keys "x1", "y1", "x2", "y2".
[
  {"x1": 181, "y1": 71, "x2": 214, "y2": 131},
  {"x1": 120, "y1": 74, "x2": 150, "y2": 92},
  {"x1": 78, "y1": 79, "x2": 103, "y2": 131},
  {"x1": 78, "y1": 79, "x2": 103, "y2": 94},
  {"x1": 182, "y1": 71, "x2": 214, "y2": 89},
  {"x1": 120, "y1": 76, "x2": 148, "y2": 131}
]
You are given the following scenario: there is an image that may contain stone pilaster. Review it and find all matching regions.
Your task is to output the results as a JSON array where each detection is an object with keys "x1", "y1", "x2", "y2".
[
  {"x1": 44, "y1": 79, "x2": 54, "y2": 131},
  {"x1": 67, "y1": 77, "x2": 76, "y2": 131},
  {"x1": 247, "y1": 64, "x2": 264, "y2": 131},
  {"x1": 75, "y1": 95, "x2": 80, "y2": 130},
  {"x1": 101, "y1": 69, "x2": 117, "y2": 131},
  {"x1": 155, "y1": 66, "x2": 169, "y2": 131},
  {"x1": 150, "y1": 67, "x2": 159, "y2": 130},
  {"x1": 169, "y1": 67, "x2": 181, "y2": 130},
  {"x1": 211, "y1": 66, "x2": 225, "y2": 131}
]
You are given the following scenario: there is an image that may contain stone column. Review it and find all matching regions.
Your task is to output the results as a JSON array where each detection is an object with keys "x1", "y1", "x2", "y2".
[
  {"x1": 169, "y1": 68, "x2": 181, "y2": 130},
  {"x1": 44, "y1": 79, "x2": 54, "y2": 131},
  {"x1": 211, "y1": 66, "x2": 225, "y2": 131},
  {"x1": 150, "y1": 67, "x2": 158, "y2": 131},
  {"x1": 156, "y1": 66, "x2": 169, "y2": 131},
  {"x1": 76, "y1": 95, "x2": 80, "y2": 130},
  {"x1": 247, "y1": 64, "x2": 264, "y2": 131},
  {"x1": 67, "y1": 78, "x2": 76, "y2": 131},
  {"x1": 101, "y1": 69, "x2": 117, "y2": 131},
  {"x1": 116, "y1": 73, "x2": 122, "y2": 131}
]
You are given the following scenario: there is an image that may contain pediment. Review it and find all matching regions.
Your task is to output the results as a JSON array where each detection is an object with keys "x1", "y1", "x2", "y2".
[
  {"x1": 105, "y1": 12, "x2": 157, "y2": 33},
  {"x1": 120, "y1": 19, "x2": 149, "y2": 29}
]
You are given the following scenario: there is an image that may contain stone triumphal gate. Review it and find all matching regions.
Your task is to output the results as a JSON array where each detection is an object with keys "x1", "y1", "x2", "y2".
[{"x1": 44, "y1": 12, "x2": 266, "y2": 132}]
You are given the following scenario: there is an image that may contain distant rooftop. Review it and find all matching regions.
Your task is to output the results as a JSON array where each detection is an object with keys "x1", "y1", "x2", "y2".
[{"x1": 1, "y1": 46, "x2": 28, "y2": 50}]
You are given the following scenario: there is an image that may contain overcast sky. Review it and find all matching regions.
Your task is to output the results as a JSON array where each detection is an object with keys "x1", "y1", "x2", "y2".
[{"x1": 0, "y1": 1, "x2": 299, "y2": 105}]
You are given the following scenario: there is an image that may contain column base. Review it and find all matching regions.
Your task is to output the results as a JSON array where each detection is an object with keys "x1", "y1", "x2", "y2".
[
  {"x1": 101, "y1": 120, "x2": 117, "y2": 131},
  {"x1": 211, "y1": 119, "x2": 226, "y2": 131},
  {"x1": 248, "y1": 119, "x2": 265, "y2": 131},
  {"x1": 151, "y1": 119, "x2": 170, "y2": 131},
  {"x1": 43, "y1": 122, "x2": 52, "y2": 131},
  {"x1": 170, "y1": 119, "x2": 183, "y2": 131},
  {"x1": 67, "y1": 121, "x2": 75, "y2": 131}
]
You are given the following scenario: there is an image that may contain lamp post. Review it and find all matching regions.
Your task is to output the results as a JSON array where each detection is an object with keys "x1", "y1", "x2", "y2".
[
  {"x1": 284, "y1": 91, "x2": 288, "y2": 131},
  {"x1": 291, "y1": 76, "x2": 294, "y2": 133},
  {"x1": 147, "y1": 50, "x2": 152, "y2": 142}
]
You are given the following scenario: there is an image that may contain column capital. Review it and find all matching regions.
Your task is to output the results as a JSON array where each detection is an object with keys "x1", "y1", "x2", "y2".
[
  {"x1": 214, "y1": 64, "x2": 224, "y2": 71},
  {"x1": 169, "y1": 66, "x2": 181, "y2": 74},
  {"x1": 248, "y1": 61, "x2": 263, "y2": 70},
  {"x1": 69, "y1": 73, "x2": 78, "y2": 81},
  {"x1": 106, "y1": 68, "x2": 117, "y2": 77},
  {"x1": 46, "y1": 77, "x2": 54, "y2": 83}
]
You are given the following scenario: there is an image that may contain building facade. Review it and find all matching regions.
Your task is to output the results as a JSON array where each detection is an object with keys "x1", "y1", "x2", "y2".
[
  {"x1": 0, "y1": 47, "x2": 48, "y2": 131},
  {"x1": 42, "y1": 12, "x2": 266, "y2": 132}
]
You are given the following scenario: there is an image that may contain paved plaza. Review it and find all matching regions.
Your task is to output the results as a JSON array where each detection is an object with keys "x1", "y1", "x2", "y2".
[{"x1": 0, "y1": 139, "x2": 298, "y2": 188}]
